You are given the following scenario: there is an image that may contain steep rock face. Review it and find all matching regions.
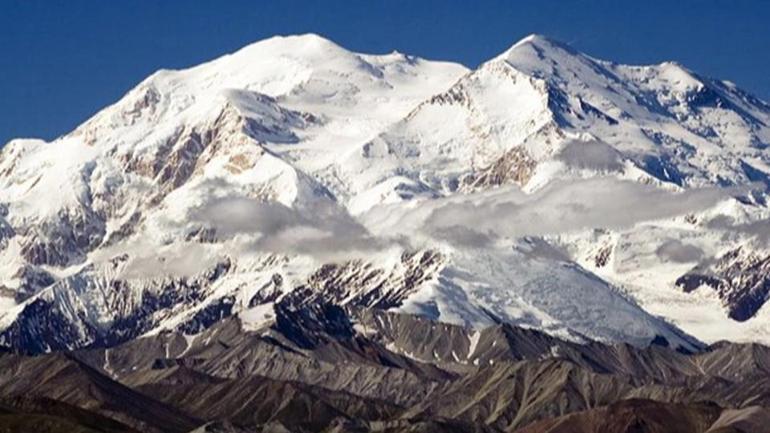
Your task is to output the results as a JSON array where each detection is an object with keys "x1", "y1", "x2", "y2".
[
  {"x1": 0, "y1": 258, "x2": 234, "y2": 353},
  {"x1": 0, "y1": 246, "x2": 451, "y2": 354},
  {"x1": 10, "y1": 264, "x2": 55, "y2": 302},
  {"x1": 18, "y1": 206, "x2": 106, "y2": 267},
  {"x1": 283, "y1": 250, "x2": 445, "y2": 310},
  {"x1": 461, "y1": 145, "x2": 539, "y2": 191},
  {"x1": 676, "y1": 246, "x2": 770, "y2": 321}
]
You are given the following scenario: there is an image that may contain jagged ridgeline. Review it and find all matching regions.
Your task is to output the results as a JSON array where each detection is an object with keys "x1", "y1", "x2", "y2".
[{"x1": 1, "y1": 33, "x2": 770, "y2": 432}]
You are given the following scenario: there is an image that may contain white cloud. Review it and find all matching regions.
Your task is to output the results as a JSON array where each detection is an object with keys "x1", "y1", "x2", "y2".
[
  {"x1": 655, "y1": 239, "x2": 705, "y2": 263},
  {"x1": 187, "y1": 195, "x2": 391, "y2": 259},
  {"x1": 556, "y1": 140, "x2": 623, "y2": 172},
  {"x1": 368, "y1": 177, "x2": 747, "y2": 247}
]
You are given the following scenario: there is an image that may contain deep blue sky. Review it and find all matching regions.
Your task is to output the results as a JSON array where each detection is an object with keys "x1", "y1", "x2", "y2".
[{"x1": 1, "y1": 0, "x2": 768, "y2": 145}]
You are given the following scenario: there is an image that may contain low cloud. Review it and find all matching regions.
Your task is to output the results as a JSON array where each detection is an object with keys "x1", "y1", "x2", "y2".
[
  {"x1": 556, "y1": 140, "x2": 624, "y2": 172},
  {"x1": 706, "y1": 215, "x2": 770, "y2": 245},
  {"x1": 376, "y1": 177, "x2": 747, "y2": 247},
  {"x1": 124, "y1": 175, "x2": 759, "y2": 270},
  {"x1": 655, "y1": 239, "x2": 704, "y2": 263},
  {"x1": 188, "y1": 197, "x2": 303, "y2": 238},
  {"x1": 187, "y1": 195, "x2": 391, "y2": 259},
  {"x1": 120, "y1": 243, "x2": 220, "y2": 279}
]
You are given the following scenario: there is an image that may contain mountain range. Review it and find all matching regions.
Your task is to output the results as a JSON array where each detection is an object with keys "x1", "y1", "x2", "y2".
[
  {"x1": 1, "y1": 33, "x2": 770, "y2": 432},
  {"x1": 3, "y1": 304, "x2": 770, "y2": 432}
]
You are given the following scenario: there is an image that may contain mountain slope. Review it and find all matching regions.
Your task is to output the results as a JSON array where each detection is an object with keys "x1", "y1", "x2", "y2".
[{"x1": 0, "y1": 352, "x2": 198, "y2": 432}]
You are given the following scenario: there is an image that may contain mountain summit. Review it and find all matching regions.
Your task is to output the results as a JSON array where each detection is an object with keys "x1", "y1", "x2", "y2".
[{"x1": 1, "y1": 34, "x2": 770, "y2": 355}]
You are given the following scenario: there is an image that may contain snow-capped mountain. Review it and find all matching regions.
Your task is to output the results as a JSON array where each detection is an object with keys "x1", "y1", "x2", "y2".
[{"x1": 1, "y1": 33, "x2": 770, "y2": 354}]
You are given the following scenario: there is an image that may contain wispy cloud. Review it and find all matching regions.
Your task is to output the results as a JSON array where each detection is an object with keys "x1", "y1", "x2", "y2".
[
  {"x1": 655, "y1": 239, "x2": 705, "y2": 263},
  {"x1": 556, "y1": 140, "x2": 623, "y2": 172},
  {"x1": 187, "y1": 195, "x2": 392, "y2": 259},
  {"x1": 370, "y1": 177, "x2": 748, "y2": 247},
  {"x1": 114, "y1": 175, "x2": 757, "y2": 279},
  {"x1": 706, "y1": 214, "x2": 770, "y2": 245}
]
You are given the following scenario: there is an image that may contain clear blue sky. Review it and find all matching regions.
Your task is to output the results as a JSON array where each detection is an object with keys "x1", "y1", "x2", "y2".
[{"x1": 1, "y1": 0, "x2": 768, "y2": 145}]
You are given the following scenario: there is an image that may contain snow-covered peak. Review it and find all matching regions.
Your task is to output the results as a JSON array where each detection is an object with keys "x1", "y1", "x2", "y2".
[
  {"x1": 2, "y1": 34, "x2": 770, "y2": 353},
  {"x1": 494, "y1": 33, "x2": 592, "y2": 78},
  {"x1": 654, "y1": 62, "x2": 704, "y2": 91},
  {"x1": 501, "y1": 33, "x2": 576, "y2": 59},
  {"x1": 243, "y1": 32, "x2": 344, "y2": 52},
  {"x1": 499, "y1": 34, "x2": 703, "y2": 93}
]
